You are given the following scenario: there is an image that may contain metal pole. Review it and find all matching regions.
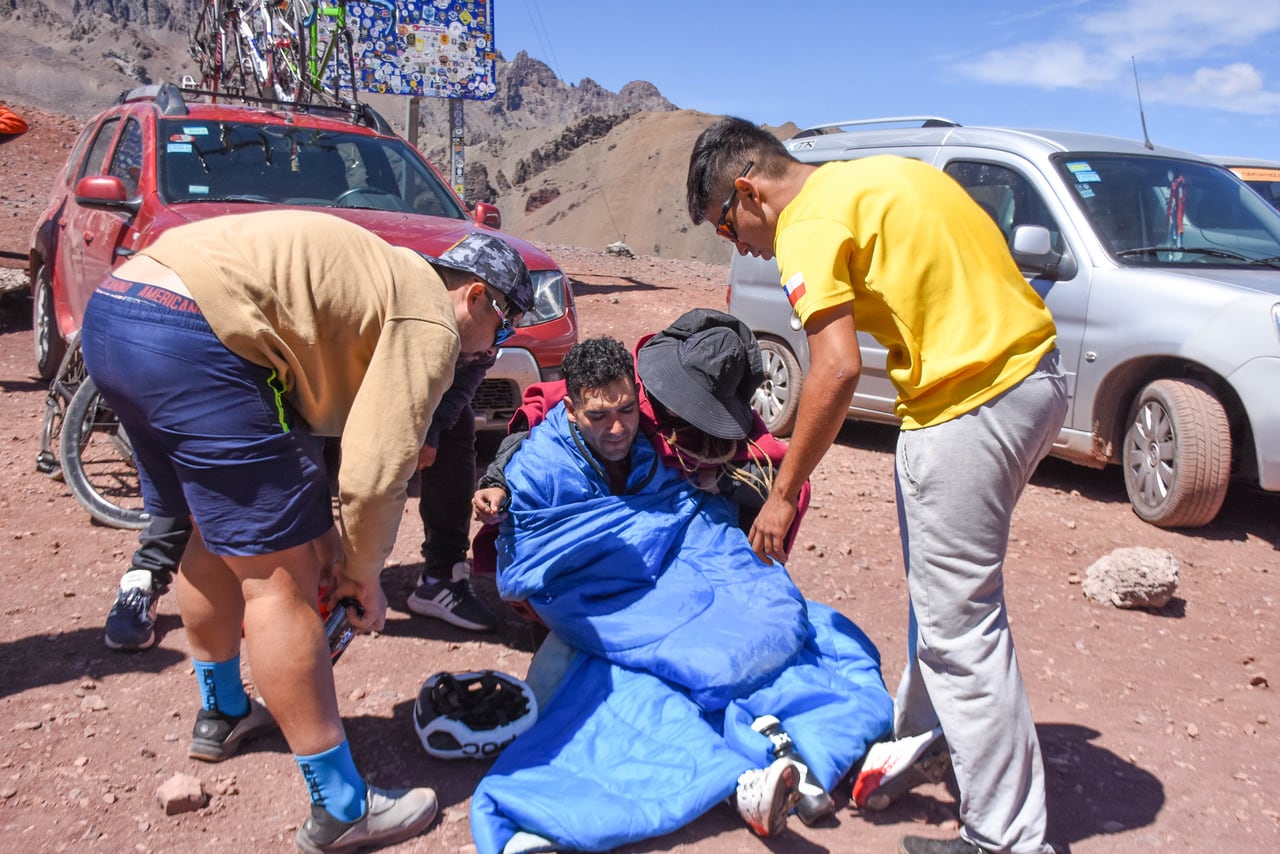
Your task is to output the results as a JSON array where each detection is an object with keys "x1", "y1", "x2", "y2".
[
  {"x1": 448, "y1": 96, "x2": 465, "y2": 205},
  {"x1": 405, "y1": 96, "x2": 421, "y2": 149}
]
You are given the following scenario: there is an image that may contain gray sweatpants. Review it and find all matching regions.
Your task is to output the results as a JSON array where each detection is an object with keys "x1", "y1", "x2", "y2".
[{"x1": 893, "y1": 349, "x2": 1067, "y2": 854}]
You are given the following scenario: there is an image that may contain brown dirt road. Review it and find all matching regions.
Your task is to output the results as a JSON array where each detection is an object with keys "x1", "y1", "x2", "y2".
[{"x1": 0, "y1": 106, "x2": 1278, "y2": 854}]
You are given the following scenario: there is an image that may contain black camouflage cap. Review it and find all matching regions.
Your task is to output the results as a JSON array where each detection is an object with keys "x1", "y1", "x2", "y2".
[{"x1": 425, "y1": 233, "x2": 535, "y2": 314}]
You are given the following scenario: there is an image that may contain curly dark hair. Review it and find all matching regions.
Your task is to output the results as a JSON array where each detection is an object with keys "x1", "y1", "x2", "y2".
[{"x1": 562, "y1": 337, "x2": 634, "y2": 404}]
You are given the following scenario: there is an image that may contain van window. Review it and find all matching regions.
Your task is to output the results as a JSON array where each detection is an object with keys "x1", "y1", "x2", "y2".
[
  {"x1": 1053, "y1": 153, "x2": 1280, "y2": 264},
  {"x1": 944, "y1": 161, "x2": 1063, "y2": 253}
]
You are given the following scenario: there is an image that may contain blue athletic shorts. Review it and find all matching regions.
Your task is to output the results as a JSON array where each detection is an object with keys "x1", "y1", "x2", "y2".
[{"x1": 80, "y1": 275, "x2": 333, "y2": 556}]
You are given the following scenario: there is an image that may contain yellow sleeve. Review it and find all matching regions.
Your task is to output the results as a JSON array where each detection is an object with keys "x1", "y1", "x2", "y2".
[{"x1": 775, "y1": 218, "x2": 858, "y2": 327}]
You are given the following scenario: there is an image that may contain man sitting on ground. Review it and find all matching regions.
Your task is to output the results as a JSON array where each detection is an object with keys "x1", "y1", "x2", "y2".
[{"x1": 468, "y1": 337, "x2": 894, "y2": 854}]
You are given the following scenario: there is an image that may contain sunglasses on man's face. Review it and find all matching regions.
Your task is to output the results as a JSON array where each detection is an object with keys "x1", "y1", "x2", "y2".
[
  {"x1": 715, "y1": 160, "x2": 755, "y2": 242},
  {"x1": 489, "y1": 292, "x2": 516, "y2": 346}
]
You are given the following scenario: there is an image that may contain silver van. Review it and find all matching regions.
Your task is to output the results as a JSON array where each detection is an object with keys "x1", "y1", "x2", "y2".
[{"x1": 728, "y1": 117, "x2": 1280, "y2": 528}]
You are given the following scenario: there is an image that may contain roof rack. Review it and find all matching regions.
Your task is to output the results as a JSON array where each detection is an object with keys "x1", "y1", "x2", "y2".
[
  {"x1": 792, "y1": 116, "x2": 961, "y2": 139},
  {"x1": 116, "y1": 82, "x2": 189, "y2": 116},
  {"x1": 112, "y1": 82, "x2": 395, "y2": 135}
]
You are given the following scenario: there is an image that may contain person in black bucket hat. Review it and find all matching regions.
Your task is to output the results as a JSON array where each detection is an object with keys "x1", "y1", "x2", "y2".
[{"x1": 634, "y1": 308, "x2": 765, "y2": 441}]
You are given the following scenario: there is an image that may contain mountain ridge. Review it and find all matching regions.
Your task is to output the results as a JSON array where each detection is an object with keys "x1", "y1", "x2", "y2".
[{"x1": 0, "y1": 1, "x2": 793, "y2": 262}]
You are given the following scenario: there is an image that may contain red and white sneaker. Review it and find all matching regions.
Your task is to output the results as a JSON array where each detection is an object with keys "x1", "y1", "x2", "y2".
[{"x1": 853, "y1": 726, "x2": 950, "y2": 810}]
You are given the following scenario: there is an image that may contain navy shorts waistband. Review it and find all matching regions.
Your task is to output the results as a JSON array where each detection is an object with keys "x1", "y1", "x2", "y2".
[{"x1": 98, "y1": 274, "x2": 202, "y2": 315}]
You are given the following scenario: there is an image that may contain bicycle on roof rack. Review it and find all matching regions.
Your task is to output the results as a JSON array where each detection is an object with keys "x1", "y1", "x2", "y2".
[
  {"x1": 190, "y1": 0, "x2": 306, "y2": 102},
  {"x1": 37, "y1": 335, "x2": 150, "y2": 530},
  {"x1": 295, "y1": 0, "x2": 397, "y2": 106}
]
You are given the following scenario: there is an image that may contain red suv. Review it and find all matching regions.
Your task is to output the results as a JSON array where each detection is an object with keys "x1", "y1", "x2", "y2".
[{"x1": 29, "y1": 82, "x2": 577, "y2": 429}]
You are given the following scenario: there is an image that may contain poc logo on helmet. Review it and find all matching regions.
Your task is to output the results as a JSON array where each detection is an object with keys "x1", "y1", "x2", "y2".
[{"x1": 413, "y1": 670, "x2": 538, "y2": 760}]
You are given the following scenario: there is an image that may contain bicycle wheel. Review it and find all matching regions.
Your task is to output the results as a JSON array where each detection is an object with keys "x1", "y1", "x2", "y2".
[
  {"x1": 267, "y1": 0, "x2": 307, "y2": 101},
  {"x1": 59, "y1": 376, "x2": 150, "y2": 530},
  {"x1": 230, "y1": 12, "x2": 269, "y2": 99},
  {"x1": 37, "y1": 339, "x2": 88, "y2": 477},
  {"x1": 190, "y1": 0, "x2": 225, "y2": 91}
]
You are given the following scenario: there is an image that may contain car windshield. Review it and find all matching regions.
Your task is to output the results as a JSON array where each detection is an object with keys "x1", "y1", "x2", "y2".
[
  {"x1": 1053, "y1": 153, "x2": 1280, "y2": 267},
  {"x1": 156, "y1": 118, "x2": 468, "y2": 219}
]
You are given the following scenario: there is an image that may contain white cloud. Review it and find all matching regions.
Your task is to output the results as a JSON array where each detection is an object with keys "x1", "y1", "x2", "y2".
[
  {"x1": 953, "y1": 0, "x2": 1280, "y2": 114},
  {"x1": 959, "y1": 41, "x2": 1123, "y2": 89},
  {"x1": 1149, "y1": 63, "x2": 1280, "y2": 114}
]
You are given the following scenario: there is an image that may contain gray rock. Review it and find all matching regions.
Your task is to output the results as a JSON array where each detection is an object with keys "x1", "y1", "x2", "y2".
[
  {"x1": 604, "y1": 241, "x2": 635, "y2": 258},
  {"x1": 1082, "y1": 547, "x2": 1179, "y2": 609}
]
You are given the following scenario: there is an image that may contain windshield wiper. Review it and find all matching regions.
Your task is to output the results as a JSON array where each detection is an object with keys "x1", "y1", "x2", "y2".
[
  {"x1": 1115, "y1": 246, "x2": 1253, "y2": 262},
  {"x1": 1244, "y1": 255, "x2": 1280, "y2": 270}
]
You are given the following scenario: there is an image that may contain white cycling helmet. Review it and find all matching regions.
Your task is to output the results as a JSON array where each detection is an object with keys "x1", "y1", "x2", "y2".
[{"x1": 413, "y1": 670, "x2": 539, "y2": 760}]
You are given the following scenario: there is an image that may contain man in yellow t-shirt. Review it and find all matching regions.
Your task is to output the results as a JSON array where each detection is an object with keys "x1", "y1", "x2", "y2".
[
  {"x1": 687, "y1": 119, "x2": 1067, "y2": 854},
  {"x1": 79, "y1": 210, "x2": 531, "y2": 853}
]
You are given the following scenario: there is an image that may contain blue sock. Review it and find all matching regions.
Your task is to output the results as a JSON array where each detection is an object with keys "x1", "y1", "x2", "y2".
[
  {"x1": 192, "y1": 656, "x2": 250, "y2": 718},
  {"x1": 295, "y1": 741, "x2": 368, "y2": 822}
]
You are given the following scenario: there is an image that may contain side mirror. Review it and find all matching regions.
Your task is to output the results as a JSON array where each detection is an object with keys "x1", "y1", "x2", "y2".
[
  {"x1": 472, "y1": 201, "x2": 501, "y2": 229},
  {"x1": 1011, "y1": 224, "x2": 1076, "y2": 280},
  {"x1": 74, "y1": 175, "x2": 140, "y2": 215}
]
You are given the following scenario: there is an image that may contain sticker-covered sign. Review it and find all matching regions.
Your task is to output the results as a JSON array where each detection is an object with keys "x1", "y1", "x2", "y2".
[{"x1": 310, "y1": 0, "x2": 496, "y2": 100}]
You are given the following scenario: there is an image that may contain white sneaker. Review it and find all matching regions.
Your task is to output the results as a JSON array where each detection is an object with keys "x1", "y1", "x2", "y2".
[
  {"x1": 853, "y1": 726, "x2": 950, "y2": 810},
  {"x1": 734, "y1": 757, "x2": 801, "y2": 837}
]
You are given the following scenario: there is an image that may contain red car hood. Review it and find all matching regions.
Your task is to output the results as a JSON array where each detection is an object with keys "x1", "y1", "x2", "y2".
[{"x1": 146, "y1": 202, "x2": 560, "y2": 271}]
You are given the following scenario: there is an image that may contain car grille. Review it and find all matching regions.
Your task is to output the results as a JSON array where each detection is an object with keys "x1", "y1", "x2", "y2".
[{"x1": 474, "y1": 378, "x2": 520, "y2": 423}]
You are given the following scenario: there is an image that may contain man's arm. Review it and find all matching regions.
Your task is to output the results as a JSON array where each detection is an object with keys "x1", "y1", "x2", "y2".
[
  {"x1": 422, "y1": 352, "x2": 495, "y2": 453},
  {"x1": 472, "y1": 430, "x2": 529, "y2": 524},
  {"x1": 748, "y1": 304, "x2": 862, "y2": 563}
]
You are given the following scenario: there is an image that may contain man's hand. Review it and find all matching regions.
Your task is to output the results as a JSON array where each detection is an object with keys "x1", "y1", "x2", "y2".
[
  {"x1": 329, "y1": 576, "x2": 388, "y2": 633},
  {"x1": 748, "y1": 491, "x2": 797, "y2": 565},
  {"x1": 472, "y1": 486, "x2": 509, "y2": 525},
  {"x1": 417, "y1": 443, "x2": 438, "y2": 470}
]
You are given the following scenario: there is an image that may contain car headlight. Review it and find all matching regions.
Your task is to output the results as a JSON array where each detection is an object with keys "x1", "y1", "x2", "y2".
[{"x1": 517, "y1": 269, "x2": 568, "y2": 326}]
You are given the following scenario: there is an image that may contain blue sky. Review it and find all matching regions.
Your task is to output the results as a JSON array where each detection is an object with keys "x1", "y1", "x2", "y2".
[{"x1": 493, "y1": 0, "x2": 1280, "y2": 160}]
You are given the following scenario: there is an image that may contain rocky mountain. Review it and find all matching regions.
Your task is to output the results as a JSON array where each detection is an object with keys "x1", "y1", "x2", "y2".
[{"x1": 0, "y1": 0, "x2": 757, "y2": 263}]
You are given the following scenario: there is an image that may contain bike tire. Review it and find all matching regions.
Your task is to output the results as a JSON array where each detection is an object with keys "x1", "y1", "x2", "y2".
[
  {"x1": 59, "y1": 376, "x2": 150, "y2": 530},
  {"x1": 267, "y1": 0, "x2": 307, "y2": 101}
]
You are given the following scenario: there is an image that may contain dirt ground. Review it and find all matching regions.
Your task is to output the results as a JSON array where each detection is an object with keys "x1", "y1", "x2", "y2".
[{"x1": 1, "y1": 107, "x2": 1278, "y2": 854}]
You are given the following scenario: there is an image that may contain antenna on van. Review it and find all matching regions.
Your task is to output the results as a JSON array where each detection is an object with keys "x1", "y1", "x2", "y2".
[{"x1": 1132, "y1": 56, "x2": 1154, "y2": 150}]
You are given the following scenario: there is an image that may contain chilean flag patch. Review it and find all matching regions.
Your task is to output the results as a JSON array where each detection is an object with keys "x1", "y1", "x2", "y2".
[{"x1": 783, "y1": 272, "x2": 807, "y2": 307}]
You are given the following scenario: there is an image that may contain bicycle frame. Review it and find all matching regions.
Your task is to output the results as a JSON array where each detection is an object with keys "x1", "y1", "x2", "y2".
[
  {"x1": 301, "y1": 0, "x2": 357, "y2": 103},
  {"x1": 298, "y1": 0, "x2": 396, "y2": 105},
  {"x1": 193, "y1": 0, "x2": 302, "y2": 102}
]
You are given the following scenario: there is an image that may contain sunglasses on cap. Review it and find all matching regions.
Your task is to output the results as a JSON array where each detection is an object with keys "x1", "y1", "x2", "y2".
[
  {"x1": 715, "y1": 160, "x2": 754, "y2": 242},
  {"x1": 488, "y1": 291, "x2": 516, "y2": 346}
]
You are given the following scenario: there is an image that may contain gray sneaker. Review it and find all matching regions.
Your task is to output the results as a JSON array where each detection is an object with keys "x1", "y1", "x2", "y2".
[
  {"x1": 188, "y1": 697, "x2": 277, "y2": 762},
  {"x1": 407, "y1": 561, "x2": 496, "y2": 632},
  {"x1": 294, "y1": 784, "x2": 439, "y2": 853}
]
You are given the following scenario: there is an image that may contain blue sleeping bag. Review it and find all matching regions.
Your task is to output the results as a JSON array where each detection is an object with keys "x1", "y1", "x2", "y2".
[{"x1": 472, "y1": 405, "x2": 893, "y2": 852}]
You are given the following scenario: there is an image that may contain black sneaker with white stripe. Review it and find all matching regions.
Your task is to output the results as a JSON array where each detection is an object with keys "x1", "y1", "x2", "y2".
[{"x1": 407, "y1": 561, "x2": 496, "y2": 632}]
